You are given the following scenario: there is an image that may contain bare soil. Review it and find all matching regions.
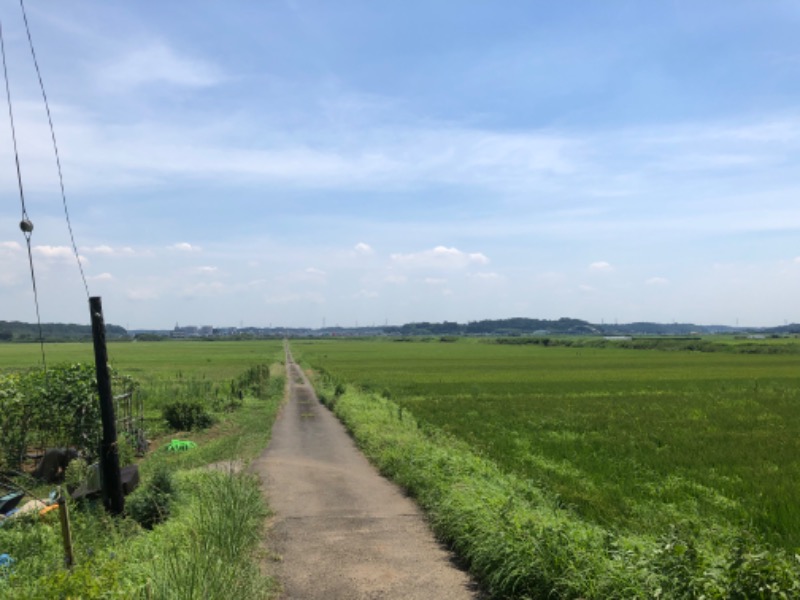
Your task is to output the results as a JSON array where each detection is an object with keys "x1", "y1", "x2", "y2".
[{"x1": 249, "y1": 350, "x2": 480, "y2": 599}]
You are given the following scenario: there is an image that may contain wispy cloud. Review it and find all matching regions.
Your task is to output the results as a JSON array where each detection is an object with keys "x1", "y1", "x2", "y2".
[
  {"x1": 97, "y1": 41, "x2": 222, "y2": 90},
  {"x1": 391, "y1": 246, "x2": 490, "y2": 269}
]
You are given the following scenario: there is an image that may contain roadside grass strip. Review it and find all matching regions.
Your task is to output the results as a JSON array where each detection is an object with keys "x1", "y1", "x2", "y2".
[{"x1": 316, "y1": 382, "x2": 800, "y2": 599}]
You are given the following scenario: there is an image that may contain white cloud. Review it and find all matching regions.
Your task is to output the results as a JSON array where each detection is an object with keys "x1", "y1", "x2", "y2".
[
  {"x1": 354, "y1": 242, "x2": 374, "y2": 255},
  {"x1": 170, "y1": 242, "x2": 201, "y2": 252},
  {"x1": 424, "y1": 277, "x2": 447, "y2": 285},
  {"x1": 32, "y1": 245, "x2": 82, "y2": 262},
  {"x1": 354, "y1": 289, "x2": 379, "y2": 299},
  {"x1": 1, "y1": 241, "x2": 22, "y2": 252},
  {"x1": 196, "y1": 266, "x2": 219, "y2": 274},
  {"x1": 391, "y1": 246, "x2": 490, "y2": 269},
  {"x1": 578, "y1": 284, "x2": 595, "y2": 292},
  {"x1": 589, "y1": 261, "x2": 613, "y2": 272},
  {"x1": 98, "y1": 41, "x2": 221, "y2": 90}
]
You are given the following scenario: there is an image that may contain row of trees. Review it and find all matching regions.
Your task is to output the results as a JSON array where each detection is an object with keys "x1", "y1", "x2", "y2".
[{"x1": 0, "y1": 320, "x2": 128, "y2": 342}]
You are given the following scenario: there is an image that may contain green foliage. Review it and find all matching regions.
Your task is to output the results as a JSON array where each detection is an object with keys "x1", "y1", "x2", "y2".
[
  {"x1": 162, "y1": 400, "x2": 214, "y2": 431},
  {"x1": 0, "y1": 373, "x2": 28, "y2": 470},
  {"x1": 0, "y1": 363, "x2": 136, "y2": 469},
  {"x1": 0, "y1": 319, "x2": 127, "y2": 342},
  {"x1": 126, "y1": 467, "x2": 176, "y2": 529}
]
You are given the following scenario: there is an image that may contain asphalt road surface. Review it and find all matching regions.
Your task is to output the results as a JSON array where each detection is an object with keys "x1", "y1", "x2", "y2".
[{"x1": 250, "y1": 348, "x2": 480, "y2": 599}]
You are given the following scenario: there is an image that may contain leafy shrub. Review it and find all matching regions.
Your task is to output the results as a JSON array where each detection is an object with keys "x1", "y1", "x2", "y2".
[
  {"x1": 162, "y1": 400, "x2": 213, "y2": 431},
  {"x1": 126, "y1": 467, "x2": 175, "y2": 530},
  {"x1": 0, "y1": 364, "x2": 136, "y2": 470},
  {"x1": 0, "y1": 373, "x2": 27, "y2": 470}
]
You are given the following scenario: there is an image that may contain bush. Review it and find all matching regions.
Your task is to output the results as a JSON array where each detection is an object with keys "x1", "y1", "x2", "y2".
[
  {"x1": 126, "y1": 467, "x2": 175, "y2": 530},
  {"x1": 162, "y1": 400, "x2": 213, "y2": 431}
]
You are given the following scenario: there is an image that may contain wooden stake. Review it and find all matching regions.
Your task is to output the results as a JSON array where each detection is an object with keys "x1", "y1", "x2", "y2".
[{"x1": 57, "y1": 491, "x2": 74, "y2": 569}]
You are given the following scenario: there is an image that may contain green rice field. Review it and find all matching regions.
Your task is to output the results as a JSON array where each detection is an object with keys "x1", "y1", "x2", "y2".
[{"x1": 291, "y1": 337, "x2": 800, "y2": 551}]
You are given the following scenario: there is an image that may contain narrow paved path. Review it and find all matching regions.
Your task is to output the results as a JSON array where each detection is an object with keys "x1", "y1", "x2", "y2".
[{"x1": 250, "y1": 348, "x2": 479, "y2": 599}]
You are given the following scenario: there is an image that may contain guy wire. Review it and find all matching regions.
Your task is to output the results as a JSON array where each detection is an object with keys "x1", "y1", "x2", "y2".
[
  {"x1": 0, "y1": 18, "x2": 46, "y2": 372},
  {"x1": 19, "y1": 0, "x2": 89, "y2": 299}
]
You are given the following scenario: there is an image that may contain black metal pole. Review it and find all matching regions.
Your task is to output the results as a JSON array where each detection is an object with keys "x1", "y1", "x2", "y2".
[{"x1": 89, "y1": 296, "x2": 124, "y2": 515}]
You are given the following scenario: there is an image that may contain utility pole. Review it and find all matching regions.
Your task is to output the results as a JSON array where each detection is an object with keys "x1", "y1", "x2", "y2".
[{"x1": 89, "y1": 296, "x2": 124, "y2": 515}]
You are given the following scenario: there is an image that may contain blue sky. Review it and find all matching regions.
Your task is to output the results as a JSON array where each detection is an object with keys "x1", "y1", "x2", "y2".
[{"x1": 2, "y1": 1, "x2": 800, "y2": 329}]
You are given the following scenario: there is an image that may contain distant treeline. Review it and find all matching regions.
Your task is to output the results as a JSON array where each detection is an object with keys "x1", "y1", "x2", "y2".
[
  {"x1": 382, "y1": 317, "x2": 795, "y2": 337},
  {"x1": 0, "y1": 320, "x2": 128, "y2": 342},
  {"x1": 494, "y1": 336, "x2": 800, "y2": 354},
  {"x1": 384, "y1": 317, "x2": 598, "y2": 336}
]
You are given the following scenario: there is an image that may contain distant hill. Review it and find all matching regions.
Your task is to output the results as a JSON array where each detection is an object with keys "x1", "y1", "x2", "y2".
[{"x1": 0, "y1": 320, "x2": 128, "y2": 342}]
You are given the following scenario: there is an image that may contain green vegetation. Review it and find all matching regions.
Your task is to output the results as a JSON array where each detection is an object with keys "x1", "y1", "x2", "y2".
[
  {"x1": 0, "y1": 363, "x2": 136, "y2": 470},
  {"x1": 0, "y1": 340, "x2": 285, "y2": 598},
  {"x1": 0, "y1": 320, "x2": 127, "y2": 342},
  {"x1": 293, "y1": 337, "x2": 800, "y2": 598}
]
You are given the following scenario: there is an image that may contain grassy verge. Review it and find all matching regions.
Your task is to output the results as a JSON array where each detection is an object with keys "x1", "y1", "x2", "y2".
[
  {"x1": 0, "y1": 358, "x2": 285, "y2": 599},
  {"x1": 310, "y1": 373, "x2": 800, "y2": 599}
]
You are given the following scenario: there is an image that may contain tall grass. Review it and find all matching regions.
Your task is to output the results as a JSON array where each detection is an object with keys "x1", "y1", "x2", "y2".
[{"x1": 136, "y1": 470, "x2": 274, "y2": 600}]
